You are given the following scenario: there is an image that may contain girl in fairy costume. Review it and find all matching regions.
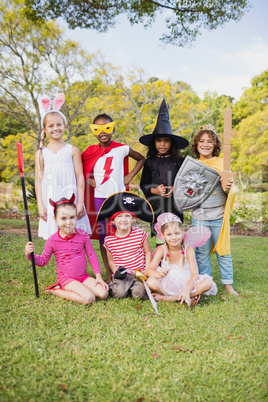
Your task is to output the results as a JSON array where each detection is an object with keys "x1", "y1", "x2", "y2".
[{"x1": 146, "y1": 212, "x2": 217, "y2": 305}]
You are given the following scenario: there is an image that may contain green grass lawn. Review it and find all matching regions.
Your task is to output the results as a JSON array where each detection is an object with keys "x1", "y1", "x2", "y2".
[
  {"x1": 0, "y1": 218, "x2": 39, "y2": 230},
  {"x1": 0, "y1": 226, "x2": 267, "y2": 401}
]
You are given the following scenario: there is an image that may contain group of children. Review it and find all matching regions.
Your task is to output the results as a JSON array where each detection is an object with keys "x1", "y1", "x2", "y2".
[{"x1": 24, "y1": 94, "x2": 239, "y2": 307}]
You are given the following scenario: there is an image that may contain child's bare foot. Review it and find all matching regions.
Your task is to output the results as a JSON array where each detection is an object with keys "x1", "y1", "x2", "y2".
[
  {"x1": 152, "y1": 293, "x2": 179, "y2": 302},
  {"x1": 45, "y1": 284, "x2": 61, "y2": 293},
  {"x1": 224, "y1": 284, "x2": 239, "y2": 296},
  {"x1": 49, "y1": 287, "x2": 61, "y2": 295},
  {"x1": 190, "y1": 295, "x2": 201, "y2": 306}
]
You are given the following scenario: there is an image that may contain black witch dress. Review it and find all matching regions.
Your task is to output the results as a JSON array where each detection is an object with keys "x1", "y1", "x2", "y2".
[{"x1": 140, "y1": 155, "x2": 184, "y2": 237}]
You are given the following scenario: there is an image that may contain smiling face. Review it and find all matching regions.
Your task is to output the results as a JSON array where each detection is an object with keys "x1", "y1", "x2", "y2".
[
  {"x1": 43, "y1": 113, "x2": 66, "y2": 141},
  {"x1": 54, "y1": 204, "x2": 77, "y2": 237},
  {"x1": 93, "y1": 117, "x2": 114, "y2": 147},
  {"x1": 155, "y1": 137, "x2": 172, "y2": 155},
  {"x1": 197, "y1": 132, "x2": 215, "y2": 159},
  {"x1": 112, "y1": 213, "x2": 135, "y2": 234},
  {"x1": 162, "y1": 222, "x2": 183, "y2": 248}
]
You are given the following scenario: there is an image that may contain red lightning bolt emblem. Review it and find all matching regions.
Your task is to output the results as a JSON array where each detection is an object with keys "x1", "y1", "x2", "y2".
[{"x1": 101, "y1": 156, "x2": 113, "y2": 184}]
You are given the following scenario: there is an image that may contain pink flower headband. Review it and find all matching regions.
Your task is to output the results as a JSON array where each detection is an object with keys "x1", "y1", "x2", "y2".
[
  {"x1": 154, "y1": 213, "x2": 182, "y2": 241},
  {"x1": 40, "y1": 93, "x2": 66, "y2": 126}
]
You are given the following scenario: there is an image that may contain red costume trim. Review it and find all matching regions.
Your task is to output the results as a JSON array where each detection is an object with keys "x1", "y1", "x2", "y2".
[{"x1": 82, "y1": 141, "x2": 129, "y2": 240}]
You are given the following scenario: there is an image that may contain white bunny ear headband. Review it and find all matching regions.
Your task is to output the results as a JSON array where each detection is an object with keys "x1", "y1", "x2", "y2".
[{"x1": 40, "y1": 93, "x2": 66, "y2": 126}]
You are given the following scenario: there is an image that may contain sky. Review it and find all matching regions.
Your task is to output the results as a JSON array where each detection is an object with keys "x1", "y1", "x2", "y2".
[{"x1": 62, "y1": 0, "x2": 268, "y2": 101}]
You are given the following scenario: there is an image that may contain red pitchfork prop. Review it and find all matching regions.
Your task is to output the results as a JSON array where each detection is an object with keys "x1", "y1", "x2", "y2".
[{"x1": 16, "y1": 142, "x2": 39, "y2": 297}]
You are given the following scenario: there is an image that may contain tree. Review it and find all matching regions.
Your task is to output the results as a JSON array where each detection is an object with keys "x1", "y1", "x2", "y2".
[
  {"x1": 0, "y1": 132, "x2": 35, "y2": 182},
  {"x1": 0, "y1": 112, "x2": 26, "y2": 138},
  {"x1": 0, "y1": 0, "x2": 100, "y2": 143},
  {"x1": 231, "y1": 107, "x2": 268, "y2": 191},
  {"x1": 23, "y1": 0, "x2": 250, "y2": 46},
  {"x1": 233, "y1": 69, "x2": 268, "y2": 126}
]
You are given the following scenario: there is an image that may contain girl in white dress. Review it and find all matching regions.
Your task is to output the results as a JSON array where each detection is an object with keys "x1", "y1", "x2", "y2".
[
  {"x1": 35, "y1": 93, "x2": 91, "y2": 239},
  {"x1": 146, "y1": 213, "x2": 217, "y2": 306}
]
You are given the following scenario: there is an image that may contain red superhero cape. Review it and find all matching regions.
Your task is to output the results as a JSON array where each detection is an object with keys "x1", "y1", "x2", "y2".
[{"x1": 82, "y1": 141, "x2": 129, "y2": 240}]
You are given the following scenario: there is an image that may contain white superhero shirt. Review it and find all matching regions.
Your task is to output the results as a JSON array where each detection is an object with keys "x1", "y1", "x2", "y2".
[{"x1": 93, "y1": 145, "x2": 130, "y2": 198}]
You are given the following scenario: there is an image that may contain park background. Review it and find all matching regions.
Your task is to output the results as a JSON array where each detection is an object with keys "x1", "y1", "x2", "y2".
[{"x1": 0, "y1": 0, "x2": 267, "y2": 400}]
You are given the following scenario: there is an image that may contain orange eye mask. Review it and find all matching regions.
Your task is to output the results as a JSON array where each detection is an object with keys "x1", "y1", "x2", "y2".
[{"x1": 90, "y1": 121, "x2": 115, "y2": 136}]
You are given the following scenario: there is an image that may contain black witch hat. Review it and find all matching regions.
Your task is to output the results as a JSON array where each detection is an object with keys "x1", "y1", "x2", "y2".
[{"x1": 139, "y1": 99, "x2": 189, "y2": 149}]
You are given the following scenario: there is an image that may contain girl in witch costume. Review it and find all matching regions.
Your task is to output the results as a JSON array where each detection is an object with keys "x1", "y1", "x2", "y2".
[
  {"x1": 190, "y1": 125, "x2": 239, "y2": 296},
  {"x1": 146, "y1": 213, "x2": 217, "y2": 305},
  {"x1": 82, "y1": 114, "x2": 145, "y2": 282},
  {"x1": 36, "y1": 93, "x2": 91, "y2": 240},
  {"x1": 139, "y1": 100, "x2": 189, "y2": 241},
  {"x1": 96, "y1": 191, "x2": 154, "y2": 299},
  {"x1": 25, "y1": 194, "x2": 108, "y2": 305}
]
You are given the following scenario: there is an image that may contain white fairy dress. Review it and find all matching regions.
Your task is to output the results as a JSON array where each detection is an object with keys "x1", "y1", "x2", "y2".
[
  {"x1": 157, "y1": 244, "x2": 217, "y2": 296},
  {"x1": 38, "y1": 144, "x2": 91, "y2": 240}
]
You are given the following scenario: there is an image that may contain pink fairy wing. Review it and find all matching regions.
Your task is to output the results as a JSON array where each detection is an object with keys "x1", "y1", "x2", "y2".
[
  {"x1": 40, "y1": 97, "x2": 51, "y2": 112},
  {"x1": 154, "y1": 222, "x2": 163, "y2": 241},
  {"x1": 53, "y1": 93, "x2": 65, "y2": 110},
  {"x1": 183, "y1": 227, "x2": 211, "y2": 248}
]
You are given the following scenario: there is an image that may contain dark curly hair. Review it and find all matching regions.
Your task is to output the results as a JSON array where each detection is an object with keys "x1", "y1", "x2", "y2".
[
  {"x1": 191, "y1": 129, "x2": 221, "y2": 158},
  {"x1": 93, "y1": 113, "x2": 113, "y2": 124},
  {"x1": 147, "y1": 137, "x2": 181, "y2": 161}
]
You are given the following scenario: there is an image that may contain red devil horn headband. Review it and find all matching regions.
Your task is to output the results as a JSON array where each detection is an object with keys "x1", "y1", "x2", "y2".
[{"x1": 49, "y1": 193, "x2": 76, "y2": 211}]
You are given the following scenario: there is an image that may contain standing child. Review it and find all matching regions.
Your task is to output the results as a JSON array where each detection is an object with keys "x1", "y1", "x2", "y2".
[
  {"x1": 191, "y1": 124, "x2": 239, "y2": 296},
  {"x1": 36, "y1": 93, "x2": 91, "y2": 240},
  {"x1": 82, "y1": 114, "x2": 145, "y2": 282},
  {"x1": 139, "y1": 100, "x2": 188, "y2": 240},
  {"x1": 25, "y1": 194, "x2": 108, "y2": 305},
  {"x1": 146, "y1": 213, "x2": 217, "y2": 305},
  {"x1": 96, "y1": 191, "x2": 154, "y2": 299}
]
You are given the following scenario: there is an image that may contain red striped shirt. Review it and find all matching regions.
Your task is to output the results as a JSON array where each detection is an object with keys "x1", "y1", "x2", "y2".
[{"x1": 104, "y1": 227, "x2": 148, "y2": 273}]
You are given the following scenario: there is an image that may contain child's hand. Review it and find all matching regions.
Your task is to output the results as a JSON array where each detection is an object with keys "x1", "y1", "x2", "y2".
[
  {"x1": 38, "y1": 204, "x2": 47, "y2": 222},
  {"x1": 178, "y1": 292, "x2": 191, "y2": 307},
  {"x1": 164, "y1": 186, "x2": 173, "y2": 198},
  {"x1": 76, "y1": 202, "x2": 85, "y2": 220},
  {"x1": 123, "y1": 173, "x2": 134, "y2": 186},
  {"x1": 151, "y1": 184, "x2": 166, "y2": 197},
  {"x1": 220, "y1": 177, "x2": 233, "y2": 193},
  {"x1": 87, "y1": 177, "x2": 96, "y2": 188},
  {"x1": 157, "y1": 267, "x2": 169, "y2": 279},
  {"x1": 25, "y1": 242, "x2": 35, "y2": 256},
  {"x1": 95, "y1": 274, "x2": 109, "y2": 290}
]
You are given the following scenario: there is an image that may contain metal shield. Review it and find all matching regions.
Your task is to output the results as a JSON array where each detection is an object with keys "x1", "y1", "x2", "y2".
[{"x1": 173, "y1": 156, "x2": 221, "y2": 211}]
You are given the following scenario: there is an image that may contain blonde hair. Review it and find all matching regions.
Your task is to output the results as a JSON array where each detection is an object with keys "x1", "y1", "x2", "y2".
[
  {"x1": 37, "y1": 112, "x2": 65, "y2": 177},
  {"x1": 161, "y1": 221, "x2": 185, "y2": 269}
]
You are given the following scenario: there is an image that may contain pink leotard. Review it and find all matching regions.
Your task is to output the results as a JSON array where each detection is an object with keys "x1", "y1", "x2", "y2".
[{"x1": 26, "y1": 229, "x2": 101, "y2": 285}]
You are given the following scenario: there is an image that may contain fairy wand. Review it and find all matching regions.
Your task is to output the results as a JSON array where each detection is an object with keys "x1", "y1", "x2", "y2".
[{"x1": 16, "y1": 142, "x2": 39, "y2": 297}]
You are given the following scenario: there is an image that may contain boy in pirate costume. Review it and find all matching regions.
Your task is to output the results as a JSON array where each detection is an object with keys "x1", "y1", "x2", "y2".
[{"x1": 97, "y1": 191, "x2": 154, "y2": 299}]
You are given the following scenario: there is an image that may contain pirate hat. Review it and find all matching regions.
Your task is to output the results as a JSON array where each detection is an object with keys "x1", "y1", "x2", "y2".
[
  {"x1": 139, "y1": 99, "x2": 189, "y2": 149},
  {"x1": 96, "y1": 191, "x2": 154, "y2": 223}
]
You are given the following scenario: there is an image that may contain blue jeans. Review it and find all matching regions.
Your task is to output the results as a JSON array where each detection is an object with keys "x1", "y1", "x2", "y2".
[{"x1": 192, "y1": 218, "x2": 233, "y2": 285}]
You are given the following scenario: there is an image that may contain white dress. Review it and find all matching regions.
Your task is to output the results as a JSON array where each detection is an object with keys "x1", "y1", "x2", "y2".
[
  {"x1": 157, "y1": 244, "x2": 217, "y2": 296},
  {"x1": 38, "y1": 144, "x2": 91, "y2": 240}
]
